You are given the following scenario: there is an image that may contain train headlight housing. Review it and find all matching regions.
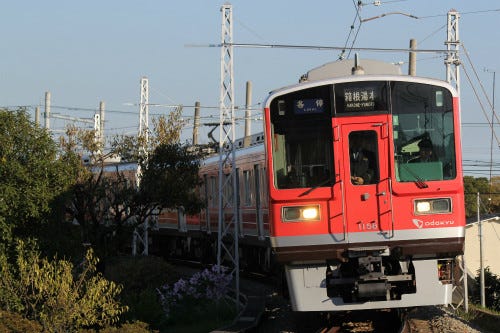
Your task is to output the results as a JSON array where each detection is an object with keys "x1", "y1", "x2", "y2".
[
  {"x1": 414, "y1": 198, "x2": 451, "y2": 215},
  {"x1": 282, "y1": 205, "x2": 320, "y2": 222}
]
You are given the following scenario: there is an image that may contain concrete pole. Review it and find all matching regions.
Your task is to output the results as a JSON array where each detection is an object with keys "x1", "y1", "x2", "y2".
[
  {"x1": 478, "y1": 192, "x2": 485, "y2": 307},
  {"x1": 44, "y1": 91, "x2": 51, "y2": 129},
  {"x1": 463, "y1": 254, "x2": 469, "y2": 313},
  {"x1": 409, "y1": 39, "x2": 417, "y2": 76},
  {"x1": 99, "y1": 101, "x2": 105, "y2": 146},
  {"x1": 35, "y1": 106, "x2": 40, "y2": 126},
  {"x1": 193, "y1": 101, "x2": 200, "y2": 145},
  {"x1": 243, "y1": 81, "x2": 252, "y2": 147}
]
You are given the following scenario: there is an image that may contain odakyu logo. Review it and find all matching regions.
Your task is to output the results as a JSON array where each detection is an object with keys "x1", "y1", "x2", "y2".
[
  {"x1": 412, "y1": 219, "x2": 424, "y2": 229},
  {"x1": 412, "y1": 219, "x2": 455, "y2": 229}
]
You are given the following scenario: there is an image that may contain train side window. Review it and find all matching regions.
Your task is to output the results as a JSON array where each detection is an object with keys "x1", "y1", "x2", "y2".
[
  {"x1": 224, "y1": 173, "x2": 233, "y2": 203},
  {"x1": 202, "y1": 174, "x2": 208, "y2": 207},
  {"x1": 209, "y1": 176, "x2": 217, "y2": 208},
  {"x1": 243, "y1": 170, "x2": 252, "y2": 206},
  {"x1": 260, "y1": 166, "x2": 268, "y2": 203}
]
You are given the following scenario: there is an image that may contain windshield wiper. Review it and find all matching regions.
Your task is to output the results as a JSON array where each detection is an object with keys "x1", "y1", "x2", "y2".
[
  {"x1": 298, "y1": 178, "x2": 334, "y2": 197},
  {"x1": 401, "y1": 164, "x2": 428, "y2": 189}
]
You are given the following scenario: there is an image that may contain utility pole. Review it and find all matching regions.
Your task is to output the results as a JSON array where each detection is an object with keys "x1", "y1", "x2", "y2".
[
  {"x1": 244, "y1": 81, "x2": 252, "y2": 147},
  {"x1": 99, "y1": 101, "x2": 105, "y2": 147},
  {"x1": 44, "y1": 91, "x2": 51, "y2": 130},
  {"x1": 217, "y1": 2, "x2": 240, "y2": 311},
  {"x1": 193, "y1": 101, "x2": 201, "y2": 145},
  {"x1": 490, "y1": 72, "x2": 495, "y2": 212},
  {"x1": 484, "y1": 69, "x2": 496, "y2": 212},
  {"x1": 478, "y1": 192, "x2": 486, "y2": 307},
  {"x1": 408, "y1": 39, "x2": 417, "y2": 76},
  {"x1": 35, "y1": 106, "x2": 40, "y2": 126}
]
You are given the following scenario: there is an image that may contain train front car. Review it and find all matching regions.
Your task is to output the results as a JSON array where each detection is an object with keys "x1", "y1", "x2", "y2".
[{"x1": 264, "y1": 60, "x2": 465, "y2": 311}]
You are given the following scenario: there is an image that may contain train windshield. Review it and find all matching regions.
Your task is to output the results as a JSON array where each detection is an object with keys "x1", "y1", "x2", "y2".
[
  {"x1": 391, "y1": 82, "x2": 456, "y2": 181},
  {"x1": 270, "y1": 85, "x2": 335, "y2": 189}
]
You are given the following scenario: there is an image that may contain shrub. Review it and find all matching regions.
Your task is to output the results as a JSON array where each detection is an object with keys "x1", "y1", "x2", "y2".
[
  {"x1": 77, "y1": 320, "x2": 156, "y2": 333},
  {"x1": 104, "y1": 255, "x2": 176, "y2": 291},
  {"x1": 0, "y1": 310, "x2": 42, "y2": 333},
  {"x1": 104, "y1": 255, "x2": 174, "y2": 330},
  {"x1": 474, "y1": 267, "x2": 500, "y2": 311},
  {"x1": 0, "y1": 240, "x2": 127, "y2": 332}
]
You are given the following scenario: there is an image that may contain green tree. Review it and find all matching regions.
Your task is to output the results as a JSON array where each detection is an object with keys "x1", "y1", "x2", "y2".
[
  {"x1": 463, "y1": 176, "x2": 492, "y2": 218},
  {"x1": 150, "y1": 106, "x2": 185, "y2": 147},
  {"x1": 487, "y1": 176, "x2": 500, "y2": 214},
  {"x1": 60, "y1": 107, "x2": 203, "y2": 257},
  {"x1": 138, "y1": 142, "x2": 204, "y2": 215},
  {"x1": 0, "y1": 109, "x2": 79, "y2": 247}
]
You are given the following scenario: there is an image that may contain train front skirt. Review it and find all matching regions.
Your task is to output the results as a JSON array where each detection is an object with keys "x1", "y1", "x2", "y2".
[{"x1": 286, "y1": 259, "x2": 452, "y2": 311}]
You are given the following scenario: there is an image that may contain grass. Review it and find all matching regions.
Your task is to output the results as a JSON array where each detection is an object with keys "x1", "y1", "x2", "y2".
[
  {"x1": 457, "y1": 303, "x2": 500, "y2": 333},
  {"x1": 104, "y1": 256, "x2": 238, "y2": 333},
  {"x1": 164, "y1": 299, "x2": 237, "y2": 333}
]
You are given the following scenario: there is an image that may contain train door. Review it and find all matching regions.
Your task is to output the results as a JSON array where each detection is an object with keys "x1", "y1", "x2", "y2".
[{"x1": 339, "y1": 120, "x2": 393, "y2": 242}]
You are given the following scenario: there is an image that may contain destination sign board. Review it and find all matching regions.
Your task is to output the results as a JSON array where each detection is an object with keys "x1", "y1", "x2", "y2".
[
  {"x1": 343, "y1": 87, "x2": 376, "y2": 111},
  {"x1": 294, "y1": 98, "x2": 325, "y2": 114}
]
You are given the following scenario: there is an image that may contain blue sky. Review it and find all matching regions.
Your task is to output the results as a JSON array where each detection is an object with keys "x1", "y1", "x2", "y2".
[{"x1": 1, "y1": 0, "x2": 499, "y2": 177}]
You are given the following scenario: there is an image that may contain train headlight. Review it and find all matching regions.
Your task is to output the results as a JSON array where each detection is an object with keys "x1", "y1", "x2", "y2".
[
  {"x1": 282, "y1": 205, "x2": 320, "y2": 222},
  {"x1": 416, "y1": 201, "x2": 431, "y2": 213},
  {"x1": 414, "y1": 198, "x2": 451, "y2": 215}
]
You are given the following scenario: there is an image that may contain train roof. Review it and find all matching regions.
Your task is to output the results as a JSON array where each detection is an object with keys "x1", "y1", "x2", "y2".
[
  {"x1": 202, "y1": 141, "x2": 264, "y2": 166},
  {"x1": 266, "y1": 58, "x2": 458, "y2": 106},
  {"x1": 302, "y1": 58, "x2": 402, "y2": 81}
]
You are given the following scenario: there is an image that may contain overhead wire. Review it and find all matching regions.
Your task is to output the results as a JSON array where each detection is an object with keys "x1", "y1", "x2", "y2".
[
  {"x1": 346, "y1": 0, "x2": 364, "y2": 60},
  {"x1": 338, "y1": 0, "x2": 363, "y2": 60},
  {"x1": 461, "y1": 43, "x2": 500, "y2": 150},
  {"x1": 462, "y1": 44, "x2": 500, "y2": 127},
  {"x1": 419, "y1": 8, "x2": 500, "y2": 19}
]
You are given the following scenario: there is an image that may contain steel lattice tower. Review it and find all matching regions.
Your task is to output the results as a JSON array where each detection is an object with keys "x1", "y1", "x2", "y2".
[
  {"x1": 445, "y1": 10, "x2": 460, "y2": 94},
  {"x1": 133, "y1": 76, "x2": 150, "y2": 256},
  {"x1": 139, "y1": 77, "x2": 150, "y2": 154},
  {"x1": 217, "y1": 3, "x2": 240, "y2": 309},
  {"x1": 445, "y1": 9, "x2": 468, "y2": 313}
]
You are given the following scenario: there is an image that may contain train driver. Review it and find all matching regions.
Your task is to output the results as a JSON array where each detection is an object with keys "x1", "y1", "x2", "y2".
[
  {"x1": 410, "y1": 138, "x2": 436, "y2": 163},
  {"x1": 349, "y1": 133, "x2": 376, "y2": 185}
]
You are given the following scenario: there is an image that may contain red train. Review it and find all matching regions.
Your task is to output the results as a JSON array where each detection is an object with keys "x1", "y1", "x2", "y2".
[{"x1": 155, "y1": 59, "x2": 465, "y2": 311}]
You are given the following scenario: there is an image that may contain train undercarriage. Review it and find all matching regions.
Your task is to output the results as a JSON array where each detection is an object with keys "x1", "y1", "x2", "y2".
[{"x1": 285, "y1": 246, "x2": 455, "y2": 311}]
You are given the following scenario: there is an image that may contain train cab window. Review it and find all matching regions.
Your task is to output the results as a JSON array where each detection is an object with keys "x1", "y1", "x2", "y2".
[
  {"x1": 270, "y1": 85, "x2": 335, "y2": 189},
  {"x1": 391, "y1": 82, "x2": 456, "y2": 182},
  {"x1": 349, "y1": 131, "x2": 379, "y2": 185}
]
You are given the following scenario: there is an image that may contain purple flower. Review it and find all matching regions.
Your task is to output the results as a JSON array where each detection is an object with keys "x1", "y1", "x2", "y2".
[{"x1": 157, "y1": 265, "x2": 233, "y2": 319}]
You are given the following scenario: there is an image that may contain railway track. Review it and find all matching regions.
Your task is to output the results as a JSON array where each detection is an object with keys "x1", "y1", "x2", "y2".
[
  {"x1": 312, "y1": 309, "x2": 404, "y2": 333},
  {"x1": 168, "y1": 259, "x2": 481, "y2": 333},
  {"x1": 172, "y1": 259, "x2": 402, "y2": 333}
]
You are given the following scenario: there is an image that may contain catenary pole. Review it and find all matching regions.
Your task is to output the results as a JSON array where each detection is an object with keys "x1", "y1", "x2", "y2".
[{"x1": 217, "y1": 2, "x2": 240, "y2": 311}]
